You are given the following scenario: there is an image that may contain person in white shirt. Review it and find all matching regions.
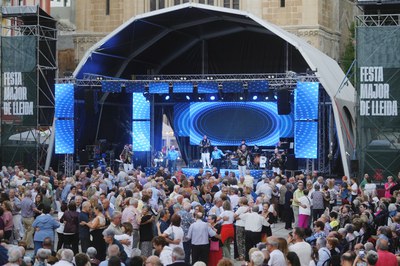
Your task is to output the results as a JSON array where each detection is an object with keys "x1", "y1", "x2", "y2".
[
  {"x1": 219, "y1": 201, "x2": 235, "y2": 258},
  {"x1": 266, "y1": 236, "x2": 287, "y2": 266},
  {"x1": 161, "y1": 214, "x2": 184, "y2": 250},
  {"x1": 243, "y1": 170, "x2": 254, "y2": 189},
  {"x1": 288, "y1": 227, "x2": 312, "y2": 266},
  {"x1": 239, "y1": 205, "x2": 270, "y2": 261},
  {"x1": 235, "y1": 197, "x2": 249, "y2": 261},
  {"x1": 298, "y1": 189, "x2": 312, "y2": 228},
  {"x1": 152, "y1": 236, "x2": 173, "y2": 266}
]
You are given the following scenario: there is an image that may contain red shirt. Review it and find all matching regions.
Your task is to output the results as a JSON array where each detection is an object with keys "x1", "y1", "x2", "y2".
[{"x1": 376, "y1": 250, "x2": 397, "y2": 266}]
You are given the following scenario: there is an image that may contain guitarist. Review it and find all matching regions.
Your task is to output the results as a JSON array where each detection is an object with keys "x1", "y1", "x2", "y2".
[
  {"x1": 199, "y1": 135, "x2": 212, "y2": 169},
  {"x1": 119, "y1": 144, "x2": 133, "y2": 172}
]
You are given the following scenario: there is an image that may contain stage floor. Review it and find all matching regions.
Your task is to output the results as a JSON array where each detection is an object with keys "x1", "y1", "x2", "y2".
[{"x1": 145, "y1": 167, "x2": 270, "y2": 179}]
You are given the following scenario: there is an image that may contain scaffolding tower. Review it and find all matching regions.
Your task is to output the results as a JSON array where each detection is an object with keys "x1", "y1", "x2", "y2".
[{"x1": 1, "y1": 5, "x2": 57, "y2": 171}]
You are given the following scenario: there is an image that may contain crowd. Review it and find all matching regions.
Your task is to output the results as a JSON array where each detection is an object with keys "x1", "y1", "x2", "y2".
[{"x1": 0, "y1": 164, "x2": 399, "y2": 266}]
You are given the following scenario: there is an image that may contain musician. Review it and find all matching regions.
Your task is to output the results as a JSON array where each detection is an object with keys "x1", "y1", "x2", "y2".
[
  {"x1": 119, "y1": 144, "x2": 133, "y2": 172},
  {"x1": 279, "y1": 150, "x2": 287, "y2": 173},
  {"x1": 269, "y1": 150, "x2": 281, "y2": 175},
  {"x1": 238, "y1": 139, "x2": 248, "y2": 150},
  {"x1": 237, "y1": 144, "x2": 249, "y2": 177},
  {"x1": 166, "y1": 145, "x2": 179, "y2": 174},
  {"x1": 199, "y1": 135, "x2": 212, "y2": 169},
  {"x1": 211, "y1": 146, "x2": 226, "y2": 174}
]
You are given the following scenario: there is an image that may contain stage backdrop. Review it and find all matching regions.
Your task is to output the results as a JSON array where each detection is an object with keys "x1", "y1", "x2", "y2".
[
  {"x1": 356, "y1": 25, "x2": 400, "y2": 178},
  {"x1": 174, "y1": 102, "x2": 294, "y2": 147}
]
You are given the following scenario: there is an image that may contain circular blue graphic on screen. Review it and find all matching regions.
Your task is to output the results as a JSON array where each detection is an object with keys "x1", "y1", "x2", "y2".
[{"x1": 190, "y1": 102, "x2": 282, "y2": 146}]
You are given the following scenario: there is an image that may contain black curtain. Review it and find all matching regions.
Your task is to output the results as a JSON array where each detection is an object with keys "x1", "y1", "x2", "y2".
[
  {"x1": 153, "y1": 106, "x2": 164, "y2": 153},
  {"x1": 163, "y1": 106, "x2": 191, "y2": 165}
]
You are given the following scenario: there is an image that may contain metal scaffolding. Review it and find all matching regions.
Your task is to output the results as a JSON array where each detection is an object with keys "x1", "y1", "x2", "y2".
[{"x1": 1, "y1": 5, "x2": 57, "y2": 171}]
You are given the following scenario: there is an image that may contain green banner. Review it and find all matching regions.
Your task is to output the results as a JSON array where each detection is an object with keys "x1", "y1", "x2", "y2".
[
  {"x1": 1, "y1": 36, "x2": 38, "y2": 168},
  {"x1": 356, "y1": 26, "x2": 400, "y2": 179}
]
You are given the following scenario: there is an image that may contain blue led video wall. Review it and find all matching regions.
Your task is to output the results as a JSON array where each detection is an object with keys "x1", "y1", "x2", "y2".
[
  {"x1": 149, "y1": 82, "x2": 169, "y2": 94},
  {"x1": 174, "y1": 102, "x2": 293, "y2": 146},
  {"x1": 55, "y1": 83, "x2": 75, "y2": 154},
  {"x1": 55, "y1": 119, "x2": 74, "y2": 154},
  {"x1": 295, "y1": 82, "x2": 319, "y2": 120},
  {"x1": 55, "y1": 84, "x2": 74, "y2": 118},
  {"x1": 294, "y1": 122, "x2": 318, "y2": 158},
  {"x1": 132, "y1": 93, "x2": 150, "y2": 120},
  {"x1": 294, "y1": 81, "x2": 319, "y2": 159},
  {"x1": 173, "y1": 82, "x2": 193, "y2": 93},
  {"x1": 132, "y1": 93, "x2": 151, "y2": 151},
  {"x1": 132, "y1": 121, "x2": 151, "y2": 151}
]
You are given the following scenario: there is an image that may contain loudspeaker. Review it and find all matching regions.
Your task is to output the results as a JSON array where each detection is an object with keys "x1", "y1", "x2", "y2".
[{"x1": 277, "y1": 89, "x2": 291, "y2": 115}]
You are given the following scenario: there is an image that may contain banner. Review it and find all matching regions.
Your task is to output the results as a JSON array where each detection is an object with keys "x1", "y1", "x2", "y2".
[{"x1": 356, "y1": 26, "x2": 400, "y2": 177}]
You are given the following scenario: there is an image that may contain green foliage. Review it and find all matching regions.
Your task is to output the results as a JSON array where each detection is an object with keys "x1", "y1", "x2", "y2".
[{"x1": 340, "y1": 22, "x2": 356, "y2": 85}]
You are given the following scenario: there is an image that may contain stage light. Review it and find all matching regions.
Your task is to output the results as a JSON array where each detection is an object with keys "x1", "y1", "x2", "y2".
[
  {"x1": 274, "y1": 95, "x2": 278, "y2": 100},
  {"x1": 265, "y1": 96, "x2": 269, "y2": 100},
  {"x1": 252, "y1": 95, "x2": 258, "y2": 100},
  {"x1": 165, "y1": 95, "x2": 170, "y2": 100},
  {"x1": 210, "y1": 95, "x2": 216, "y2": 101},
  {"x1": 186, "y1": 95, "x2": 190, "y2": 100},
  {"x1": 239, "y1": 96, "x2": 244, "y2": 100}
]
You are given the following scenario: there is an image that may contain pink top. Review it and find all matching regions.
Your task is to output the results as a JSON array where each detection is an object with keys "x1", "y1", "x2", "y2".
[
  {"x1": 2, "y1": 211, "x2": 13, "y2": 231},
  {"x1": 384, "y1": 181, "x2": 394, "y2": 198}
]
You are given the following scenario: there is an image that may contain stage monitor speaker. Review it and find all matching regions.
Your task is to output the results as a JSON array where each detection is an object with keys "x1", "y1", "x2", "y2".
[{"x1": 277, "y1": 89, "x2": 291, "y2": 115}]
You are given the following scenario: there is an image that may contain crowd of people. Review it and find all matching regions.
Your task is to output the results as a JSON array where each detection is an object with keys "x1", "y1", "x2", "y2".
[{"x1": 0, "y1": 164, "x2": 399, "y2": 266}]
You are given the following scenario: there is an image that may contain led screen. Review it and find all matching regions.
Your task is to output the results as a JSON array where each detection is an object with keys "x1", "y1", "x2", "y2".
[
  {"x1": 178, "y1": 102, "x2": 294, "y2": 146},
  {"x1": 132, "y1": 93, "x2": 150, "y2": 120},
  {"x1": 55, "y1": 83, "x2": 74, "y2": 118},
  {"x1": 132, "y1": 121, "x2": 150, "y2": 151},
  {"x1": 294, "y1": 121, "x2": 318, "y2": 158},
  {"x1": 173, "y1": 82, "x2": 193, "y2": 93},
  {"x1": 55, "y1": 119, "x2": 74, "y2": 154},
  {"x1": 295, "y1": 82, "x2": 319, "y2": 120}
]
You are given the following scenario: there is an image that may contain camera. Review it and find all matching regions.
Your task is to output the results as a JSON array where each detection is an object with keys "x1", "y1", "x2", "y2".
[{"x1": 359, "y1": 250, "x2": 365, "y2": 259}]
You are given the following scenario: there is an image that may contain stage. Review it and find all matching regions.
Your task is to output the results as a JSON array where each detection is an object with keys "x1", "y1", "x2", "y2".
[{"x1": 145, "y1": 167, "x2": 292, "y2": 180}]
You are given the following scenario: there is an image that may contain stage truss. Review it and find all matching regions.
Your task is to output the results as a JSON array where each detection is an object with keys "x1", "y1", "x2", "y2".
[{"x1": 54, "y1": 72, "x2": 334, "y2": 176}]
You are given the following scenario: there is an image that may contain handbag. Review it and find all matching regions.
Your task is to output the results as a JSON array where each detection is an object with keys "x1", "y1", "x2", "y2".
[{"x1": 210, "y1": 240, "x2": 219, "y2": 251}]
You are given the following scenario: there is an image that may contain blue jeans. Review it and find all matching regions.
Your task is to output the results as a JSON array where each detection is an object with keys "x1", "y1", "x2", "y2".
[
  {"x1": 169, "y1": 160, "x2": 177, "y2": 174},
  {"x1": 183, "y1": 241, "x2": 191, "y2": 264}
]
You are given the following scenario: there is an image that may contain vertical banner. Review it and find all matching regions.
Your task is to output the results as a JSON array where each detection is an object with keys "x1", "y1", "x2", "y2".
[
  {"x1": 1, "y1": 36, "x2": 38, "y2": 166},
  {"x1": 356, "y1": 25, "x2": 400, "y2": 177}
]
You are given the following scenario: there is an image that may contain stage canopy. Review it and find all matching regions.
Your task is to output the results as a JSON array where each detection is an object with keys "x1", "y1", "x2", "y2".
[{"x1": 73, "y1": 3, "x2": 356, "y2": 177}]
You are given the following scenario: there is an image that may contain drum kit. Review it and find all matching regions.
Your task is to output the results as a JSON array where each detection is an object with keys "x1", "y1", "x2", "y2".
[{"x1": 223, "y1": 150, "x2": 268, "y2": 169}]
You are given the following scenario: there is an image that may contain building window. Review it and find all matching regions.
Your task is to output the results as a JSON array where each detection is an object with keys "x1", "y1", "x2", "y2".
[
  {"x1": 183, "y1": 0, "x2": 189, "y2": 2},
  {"x1": 106, "y1": 0, "x2": 110, "y2": 15},
  {"x1": 159, "y1": 0, "x2": 165, "y2": 9},
  {"x1": 280, "y1": 0, "x2": 285, "y2": 7},
  {"x1": 233, "y1": 0, "x2": 239, "y2": 9},
  {"x1": 150, "y1": 0, "x2": 156, "y2": 11},
  {"x1": 199, "y1": 0, "x2": 205, "y2": 3},
  {"x1": 208, "y1": 0, "x2": 214, "y2": 5},
  {"x1": 224, "y1": 0, "x2": 230, "y2": 8},
  {"x1": 174, "y1": 0, "x2": 180, "y2": 5}
]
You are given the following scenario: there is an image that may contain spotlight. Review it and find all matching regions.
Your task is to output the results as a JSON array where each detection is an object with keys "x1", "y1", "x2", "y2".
[
  {"x1": 274, "y1": 95, "x2": 278, "y2": 100},
  {"x1": 210, "y1": 95, "x2": 216, "y2": 101},
  {"x1": 198, "y1": 96, "x2": 202, "y2": 100},
  {"x1": 165, "y1": 95, "x2": 170, "y2": 100},
  {"x1": 252, "y1": 95, "x2": 258, "y2": 100},
  {"x1": 186, "y1": 95, "x2": 190, "y2": 100},
  {"x1": 265, "y1": 96, "x2": 269, "y2": 100},
  {"x1": 239, "y1": 96, "x2": 243, "y2": 100}
]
